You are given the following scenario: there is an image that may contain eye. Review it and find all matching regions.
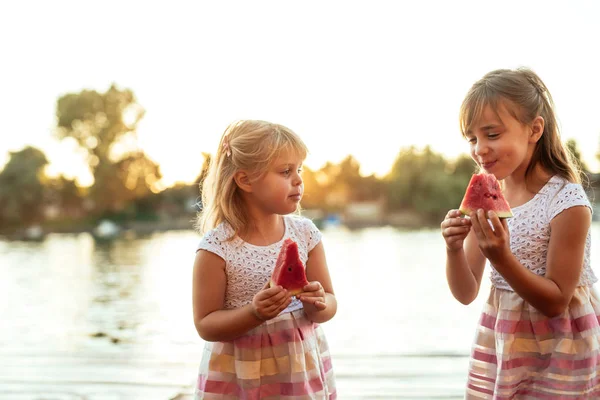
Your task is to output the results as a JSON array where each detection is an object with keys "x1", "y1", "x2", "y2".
[
  {"x1": 282, "y1": 169, "x2": 291, "y2": 176},
  {"x1": 488, "y1": 133, "x2": 499, "y2": 139},
  {"x1": 467, "y1": 137, "x2": 477, "y2": 144},
  {"x1": 297, "y1": 168, "x2": 303, "y2": 174}
]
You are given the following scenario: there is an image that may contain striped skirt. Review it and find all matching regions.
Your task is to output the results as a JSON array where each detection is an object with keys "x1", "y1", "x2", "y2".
[
  {"x1": 194, "y1": 309, "x2": 336, "y2": 400},
  {"x1": 467, "y1": 285, "x2": 600, "y2": 399}
]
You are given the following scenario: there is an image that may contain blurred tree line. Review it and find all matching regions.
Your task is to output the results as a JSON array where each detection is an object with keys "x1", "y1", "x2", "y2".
[{"x1": 0, "y1": 86, "x2": 598, "y2": 233}]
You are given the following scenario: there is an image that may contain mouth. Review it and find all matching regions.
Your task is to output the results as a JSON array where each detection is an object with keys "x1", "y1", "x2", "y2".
[
  {"x1": 481, "y1": 161, "x2": 497, "y2": 170},
  {"x1": 289, "y1": 193, "x2": 302, "y2": 201}
]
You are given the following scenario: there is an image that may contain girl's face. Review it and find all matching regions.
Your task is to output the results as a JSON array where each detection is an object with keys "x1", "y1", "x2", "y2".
[
  {"x1": 465, "y1": 102, "x2": 540, "y2": 180},
  {"x1": 247, "y1": 149, "x2": 304, "y2": 215}
]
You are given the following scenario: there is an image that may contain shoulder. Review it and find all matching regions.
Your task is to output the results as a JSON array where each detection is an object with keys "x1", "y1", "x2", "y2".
[
  {"x1": 546, "y1": 176, "x2": 592, "y2": 220},
  {"x1": 286, "y1": 214, "x2": 320, "y2": 230},
  {"x1": 196, "y1": 222, "x2": 234, "y2": 260},
  {"x1": 285, "y1": 214, "x2": 323, "y2": 252}
]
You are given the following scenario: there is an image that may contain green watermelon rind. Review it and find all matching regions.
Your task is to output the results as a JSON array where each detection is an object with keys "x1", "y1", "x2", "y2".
[{"x1": 459, "y1": 207, "x2": 513, "y2": 219}]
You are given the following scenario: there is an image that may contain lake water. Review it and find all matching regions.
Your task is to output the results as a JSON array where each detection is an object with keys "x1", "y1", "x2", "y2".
[{"x1": 2, "y1": 223, "x2": 599, "y2": 399}]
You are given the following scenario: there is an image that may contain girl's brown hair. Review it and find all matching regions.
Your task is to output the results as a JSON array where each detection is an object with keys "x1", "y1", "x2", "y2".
[{"x1": 459, "y1": 67, "x2": 581, "y2": 184}]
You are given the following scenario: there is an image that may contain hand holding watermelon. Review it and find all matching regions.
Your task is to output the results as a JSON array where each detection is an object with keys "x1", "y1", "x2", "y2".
[
  {"x1": 442, "y1": 173, "x2": 513, "y2": 252},
  {"x1": 298, "y1": 281, "x2": 327, "y2": 311},
  {"x1": 269, "y1": 239, "x2": 327, "y2": 311},
  {"x1": 250, "y1": 282, "x2": 293, "y2": 321},
  {"x1": 441, "y1": 209, "x2": 472, "y2": 252},
  {"x1": 470, "y1": 209, "x2": 512, "y2": 265}
]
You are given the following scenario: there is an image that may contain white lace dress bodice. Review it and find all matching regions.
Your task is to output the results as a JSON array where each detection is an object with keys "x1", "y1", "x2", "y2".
[
  {"x1": 196, "y1": 215, "x2": 322, "y2": 313},
  {"x1": 490, "y1": 175, "x2": 597, "y2": 290}
]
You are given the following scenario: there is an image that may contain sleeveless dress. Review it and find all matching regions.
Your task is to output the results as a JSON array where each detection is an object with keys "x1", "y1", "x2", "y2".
[
  {"x1": 193, "y1": 215, "x2": 336, "y2": 400},
  {"x1": 466, "y1": 176, "x2": 600, "y2": 399}
]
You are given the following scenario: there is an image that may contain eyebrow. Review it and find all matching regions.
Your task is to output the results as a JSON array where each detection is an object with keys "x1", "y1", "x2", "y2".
[
  {"x1": 275, "y1": 162, "x2": 302, "y2": 168},
  {"x1": 481, "y1": 124, "x2": 502, "y2": 130},
  {"x1": 467, "y1": 123, "x2": 502, "y2": 135}
]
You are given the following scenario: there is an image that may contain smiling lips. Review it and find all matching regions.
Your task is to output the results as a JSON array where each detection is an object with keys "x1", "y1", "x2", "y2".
[{"x1": 481, "y1": 160, "x2": 497, "y2": 169}]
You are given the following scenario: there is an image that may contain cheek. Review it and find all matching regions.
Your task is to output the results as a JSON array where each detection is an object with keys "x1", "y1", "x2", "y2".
[{"x1": 469, "y1": 147, "x2": 477, "y2": 160}]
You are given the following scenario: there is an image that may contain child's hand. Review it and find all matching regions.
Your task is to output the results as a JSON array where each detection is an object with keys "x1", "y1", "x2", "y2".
[
  {"x1": 251, "y1": 283, "x2": 292, "y2": 321},
  {"x1": 441, "y1": 209, "x2": 471, "y2": 251},
  {"x1": 298, "y1": 281, "x2": 327, "y2": 311},
  {"x1": 470, "y1": 209, "x2": 511, "y2": 264}
]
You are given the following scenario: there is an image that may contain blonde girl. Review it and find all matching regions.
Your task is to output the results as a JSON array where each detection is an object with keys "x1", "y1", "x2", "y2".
[{"x1": 192, "y1": 120, "x2": 337, "y2": 399}]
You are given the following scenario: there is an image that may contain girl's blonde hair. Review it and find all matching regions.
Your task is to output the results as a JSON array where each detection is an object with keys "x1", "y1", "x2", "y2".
[
  {"x1": 459, "y1": 67, "x2": 581, "y2": 184},
  {"x1": 196, "y1": 120, "x2": 308, "y2": 236}
]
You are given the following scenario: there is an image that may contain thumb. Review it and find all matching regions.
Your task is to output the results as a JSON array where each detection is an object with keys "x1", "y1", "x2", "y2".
[{"x1": 263, "y1": 279, "x2": 272, "y2": 290}]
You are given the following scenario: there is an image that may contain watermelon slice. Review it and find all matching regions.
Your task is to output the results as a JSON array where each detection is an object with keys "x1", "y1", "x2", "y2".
[
  {"x1": 459, "y1": 173, "x2": 513, "y2": 218},
  {"x1": 270, "y1": 238, "x2": 309, "y2": 296}
]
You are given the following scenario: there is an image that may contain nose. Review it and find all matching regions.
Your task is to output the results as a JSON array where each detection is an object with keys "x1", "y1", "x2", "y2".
[
  {"x1": 293, "y1": 172, "x2": 303, "y2": 186},
  {"x1": 473, "y1": 140, "x2": 489, "y2": 157}
]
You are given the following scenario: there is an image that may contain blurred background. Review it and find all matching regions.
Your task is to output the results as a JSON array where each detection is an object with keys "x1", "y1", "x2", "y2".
[{"x1": 1, "y1": 1, "x2": 600, "y2": 399}]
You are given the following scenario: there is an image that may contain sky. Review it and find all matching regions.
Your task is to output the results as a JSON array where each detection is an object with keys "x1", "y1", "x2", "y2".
[{"x1": 1, "y1": 0, "x2": 599, "y2": 187}]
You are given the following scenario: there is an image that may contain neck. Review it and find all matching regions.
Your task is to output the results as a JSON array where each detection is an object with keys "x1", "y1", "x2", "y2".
[
  {"x1": 239, "y1": 200, "x2": 285, "y2": 246},
  {"x1": 504, "y1": 163, "x2": 553, "y2": 196}
]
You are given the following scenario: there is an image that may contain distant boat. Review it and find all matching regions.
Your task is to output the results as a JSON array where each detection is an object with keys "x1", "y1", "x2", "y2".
[
  {"x1": 92, "y1": 220, "x2": 121, "y2": 240},
  {"x1": 322, "y1": 214, "x2": 342, "y2": 229},
  {"x1": 12, "y1": 225, "x2": 45, "y2": 241}
]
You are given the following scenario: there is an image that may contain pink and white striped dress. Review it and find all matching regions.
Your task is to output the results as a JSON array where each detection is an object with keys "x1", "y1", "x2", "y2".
[
  {"x1": 467, "y1": 176, "x2": 600, "y2": 399},
  {"x1": 194, "y1": 215, "x2": 336, "y2": 400}
]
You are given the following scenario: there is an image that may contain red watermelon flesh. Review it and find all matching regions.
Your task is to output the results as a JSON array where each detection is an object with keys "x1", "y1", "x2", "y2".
[
  {"x1": 459, "y1": 173, "x2": 513, "y2": 218},
  {"x1": 270, "y1": 238, "x2": 309, "y2": 296}
]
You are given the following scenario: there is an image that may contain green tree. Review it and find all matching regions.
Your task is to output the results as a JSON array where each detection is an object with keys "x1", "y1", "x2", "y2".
[
  {"x1": 0, "y1": 146, "x2": 49, "y2": 226},
  {"x1": 195, "y1": 152, "x2": 212, "y2": 188},
  {"x1": 566, "y1": 138, "x2": 588, "y2": 174},
  {"x1": 301, "y1": 165, "x2": 325, "y2": 209},
  {"x1": 45, "y1": 175, "x2": 85, "y2": 219},
  {"x1": 385, "y1": 146, "x2": 473, "y2": 222},
  {"x1": 54, "y1": 85, "x2": 158, "y2": 214}
]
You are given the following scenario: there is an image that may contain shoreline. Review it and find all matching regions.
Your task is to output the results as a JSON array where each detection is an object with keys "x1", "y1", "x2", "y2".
[{"x1": 0, "y1": 214, "x2": 442, "y2": 242}]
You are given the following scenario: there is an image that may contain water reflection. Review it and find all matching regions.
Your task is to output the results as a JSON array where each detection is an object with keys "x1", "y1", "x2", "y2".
[{"x1": 2, "y1": 224, "x2": 600, "y2": 363}]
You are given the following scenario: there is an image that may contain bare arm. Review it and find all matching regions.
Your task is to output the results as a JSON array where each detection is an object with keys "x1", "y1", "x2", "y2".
[
  {"x1": 472, "y1": 207, "x2": 590, "y2": 317},
  {"x1": 442, "y1": 209, "x2": 487, "y2": 304},
  {"x1": 192, "y1": 250, "x2": 291, "y2": 342},
  {"x1": 485, "y1": 207, "x2": 589, "y2": 317},
  {"x1": 298, "y1": 241, "x2": 337, "y2": 323}
]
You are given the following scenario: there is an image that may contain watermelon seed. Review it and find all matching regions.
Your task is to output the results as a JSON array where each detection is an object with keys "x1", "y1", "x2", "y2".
[{"x1": 288, "y1": 267, "x2": 292, "y2": 272}]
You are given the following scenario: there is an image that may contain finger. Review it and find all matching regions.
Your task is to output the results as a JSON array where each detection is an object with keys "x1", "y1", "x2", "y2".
[
  {"x1": 470, "y1": 211, "x2": 485, "y2": 241},
  {"x1": 446, "y1": 209, "x2": 462, "y2": 219},
  {"x1": 264, "y1": 297, "x2": 292, "y2": 315},
  {"x1": 487, "y1": 211, "x2": 504, "y2": 236},
  {"x1": 256, "y1": 285, "x2": 284, "y2": 300},
  {"x1": 313, "y1": 301, "x2": 327, "y2": 311},
  {"x1": 303, "y1": 281, "x2": 322, "y2": 292},
  {"x1": 260, "y1": 290, "x2": 289, "y2": 307},
  {"x1": 279, "y1": 297, "x2": 293, "y2": 311},
  {"x1": 444, "y1": 225, "x2": 471, "y2": 238},
  {"x1": 500, "y1": 216, "x2": 509, "y2": 232},
  {"x1": 299, "y1": 295, "x2": 325, "y2": 304},
  {"x1": 477, "y1": 209, "x2": 494, "y2": 237},
  {"x1": 442, "y1": 212, "x2": 465, "y2": 228}
]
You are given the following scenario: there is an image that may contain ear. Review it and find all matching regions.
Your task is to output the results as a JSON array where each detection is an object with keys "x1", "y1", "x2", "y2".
[
  {"x1": 233, "y1": 170, "x2": 252, "y2": 193},
  {"x1": 530, "y1": 116, "x2": 544, "y2": 143}
]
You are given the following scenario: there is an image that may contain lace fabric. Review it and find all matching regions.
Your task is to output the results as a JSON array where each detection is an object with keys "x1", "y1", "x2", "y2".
[
  {"x1": 490, "y1": 175, "x2": 597, "y2": 290},
  {"x1": 196, "y1": 215, "x2": 322, "y2": 313}
]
